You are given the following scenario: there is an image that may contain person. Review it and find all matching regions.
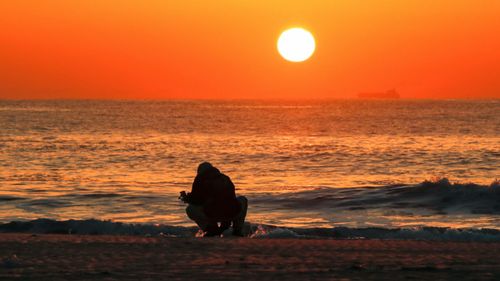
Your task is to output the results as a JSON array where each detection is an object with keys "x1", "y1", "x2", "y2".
[{"x1": 180, "y1": 162, "x2": 248, "y2": 237}]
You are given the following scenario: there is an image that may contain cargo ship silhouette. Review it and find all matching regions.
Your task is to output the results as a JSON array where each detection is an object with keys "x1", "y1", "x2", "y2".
[{"x1": 358, "y1": 89, "x2": 400, "y2": 99}]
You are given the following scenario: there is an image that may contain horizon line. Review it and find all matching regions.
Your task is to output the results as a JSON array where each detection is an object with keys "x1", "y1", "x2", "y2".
[{"x1": 1, "y1": 97, "x2": 499, "y2": 102}]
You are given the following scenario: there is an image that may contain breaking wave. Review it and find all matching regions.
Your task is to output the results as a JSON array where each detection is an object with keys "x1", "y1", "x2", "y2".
[
  {"x1": 0, "y1": 219, "x2": 499, "y2": 241},
  {"x1": 255, "y1": 178, "x2": 500, "y2": 215}
]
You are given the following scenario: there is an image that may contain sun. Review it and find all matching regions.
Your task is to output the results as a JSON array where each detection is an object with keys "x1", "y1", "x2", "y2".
[{"x1": 277, "y1": 28, "x2": 316, "y2": 62}]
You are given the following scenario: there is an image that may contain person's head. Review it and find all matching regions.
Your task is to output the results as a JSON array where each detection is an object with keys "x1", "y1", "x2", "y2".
[{"x1": 197, "y1": 162, "x2": 213, "y2": 175}]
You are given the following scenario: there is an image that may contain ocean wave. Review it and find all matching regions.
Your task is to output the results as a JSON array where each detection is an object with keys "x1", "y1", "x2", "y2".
[
  {"x1": 251, "y1": 225, "x2": 500, "y2": 241},
  {"x1": 0, "y1": 219, "x2": 194, "y2": 237},
  {"x1": 0, "y1": 219, "x2": 499, "y2": 241},
  {"x1": 253, "y1": 178, "x2": 500, "y2": 215},
  {"x1": 0, "y1": 196, "x2": 24, "y2": 202}
]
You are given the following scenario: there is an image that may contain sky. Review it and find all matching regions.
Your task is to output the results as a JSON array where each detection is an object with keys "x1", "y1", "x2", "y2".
[{"x1": 0, "y1": 0, "x2": 499, "y2": 99}]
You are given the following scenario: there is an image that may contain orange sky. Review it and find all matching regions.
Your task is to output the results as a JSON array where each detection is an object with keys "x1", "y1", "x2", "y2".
[{"x1": 0, "y1": 0, "x2": 499, "y2": 99}]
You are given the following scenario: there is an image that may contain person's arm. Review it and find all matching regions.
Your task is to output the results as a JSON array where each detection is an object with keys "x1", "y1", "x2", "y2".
[{"x1": 183, "y1": 176, "x2": 206, "y2": 205}]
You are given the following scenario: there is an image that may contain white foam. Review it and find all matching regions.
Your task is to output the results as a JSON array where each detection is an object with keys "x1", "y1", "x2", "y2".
[{"x1": 1, "y1": 219, "x2": 499, "y2": 241}]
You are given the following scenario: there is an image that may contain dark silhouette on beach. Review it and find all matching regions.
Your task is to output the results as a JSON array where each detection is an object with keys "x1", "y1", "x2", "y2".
[{"x1": 180, "y1": 162, "x2": 248, "y2": 237}]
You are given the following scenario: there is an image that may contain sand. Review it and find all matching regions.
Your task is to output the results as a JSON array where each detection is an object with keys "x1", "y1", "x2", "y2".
[{"x1": 0, "y1": 234, "x2": 499, "y2": 280}]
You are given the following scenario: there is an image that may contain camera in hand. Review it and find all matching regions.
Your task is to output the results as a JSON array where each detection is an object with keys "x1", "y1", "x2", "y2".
[{"x1": 179, "y1": 191, "x2": 187, "y2": 200}]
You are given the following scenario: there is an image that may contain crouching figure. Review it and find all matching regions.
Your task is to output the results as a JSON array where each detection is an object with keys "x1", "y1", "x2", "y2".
[{"x1": 180, "y1": 162, "x2": 248, "y2": 237}]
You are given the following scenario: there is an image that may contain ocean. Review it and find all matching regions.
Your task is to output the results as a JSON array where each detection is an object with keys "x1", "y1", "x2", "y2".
[{"x1": 0, "y1": 100, "x2": 499, "y2": 239}]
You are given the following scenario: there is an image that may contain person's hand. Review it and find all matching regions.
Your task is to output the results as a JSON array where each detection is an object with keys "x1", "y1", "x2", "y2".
[{"x1": 179, "y1": 191, "x2": 187, "y2": 202}]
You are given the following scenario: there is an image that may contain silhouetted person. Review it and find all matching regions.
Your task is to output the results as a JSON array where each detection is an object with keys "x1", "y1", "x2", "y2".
[{"x1": 180, "y1": 162, "x2": 248, "y2": 237}]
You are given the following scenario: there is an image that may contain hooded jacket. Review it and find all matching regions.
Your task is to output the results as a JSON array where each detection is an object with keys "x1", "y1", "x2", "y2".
[{"x1": 185, "y1": 166, "x2": 241, "y2": 221}]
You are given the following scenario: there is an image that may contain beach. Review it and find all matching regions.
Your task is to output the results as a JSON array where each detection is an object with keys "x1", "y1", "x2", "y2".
[
  {"x1": 1, "y1": 234, "x2": 499, "y2": 280},
  {"x1": 1, "y1": 100, "x2": 498, "y2": 280}
]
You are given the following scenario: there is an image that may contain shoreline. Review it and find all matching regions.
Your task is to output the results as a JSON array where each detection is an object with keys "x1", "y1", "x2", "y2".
[
  {"x1": 2, "y1": 218, "x2": 500, "y2": 241},
  {"x1": 1, "y1": 234, "x2": 499, "y2": 280}
]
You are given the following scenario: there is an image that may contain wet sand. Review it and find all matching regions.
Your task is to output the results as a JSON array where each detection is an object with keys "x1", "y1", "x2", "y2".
[{"x1": 0, "y1": 234, "x2": 499, "y2": 280}]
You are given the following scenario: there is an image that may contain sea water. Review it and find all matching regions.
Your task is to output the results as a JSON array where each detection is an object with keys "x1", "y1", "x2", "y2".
[{"x1": 0, "y1": 100, "x2": 499, "y2": 237}]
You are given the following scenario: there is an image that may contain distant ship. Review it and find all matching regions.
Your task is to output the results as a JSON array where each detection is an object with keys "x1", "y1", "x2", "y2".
[{"x1": 358, "y1": 89, "x2": 400, "y2": 99}]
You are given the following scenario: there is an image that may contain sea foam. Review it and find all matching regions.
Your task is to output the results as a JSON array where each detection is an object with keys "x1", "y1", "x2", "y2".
[{"x1": 1, "y1": 219, "x2": 499, "y2": 241}]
